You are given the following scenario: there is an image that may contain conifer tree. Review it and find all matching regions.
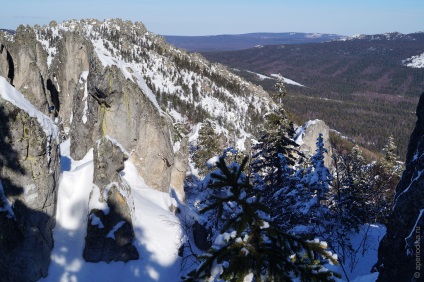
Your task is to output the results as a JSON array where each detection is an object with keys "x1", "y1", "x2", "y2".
[
  {"x1": 302, "y1": 133, "x2": 333, "y2": 204},
  {"x1": 381, "y1": 135, "x2": 402, "y2": 177},
  {"x1": 251, "y1": 75, "x2": 302, "y2": 188},
  {"x1": 184, "y1": 155, "x2": 340, "y2": 282},
  {"x1": 192, "y1": 120, "x2": 221, "y2": 176}
]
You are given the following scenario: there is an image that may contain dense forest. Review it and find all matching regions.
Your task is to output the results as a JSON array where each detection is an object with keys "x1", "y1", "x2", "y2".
[{"x1": 202, "y1": 33, "x2": 424, "y2": 158}]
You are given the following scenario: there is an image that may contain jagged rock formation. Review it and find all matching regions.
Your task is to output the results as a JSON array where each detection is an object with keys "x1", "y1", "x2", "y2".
[
  {"x1": 0, "y1": 95, "x2": 59, "y2": 281},
  {"x1": 0, "y1": 18, "x2": 276, "y2": 279},
  {"x1": 296, "y1": 119, "x2": 332, "y2": 168},
  {"x1": 0, "y1": 26, "x2": 50, "y2": 116},
  {"x1": 83, "y1": 137, "x2": 138, "y2": 262},
  {"x1": 377, "y1": 92, "x2": 424, "y2": 282}
]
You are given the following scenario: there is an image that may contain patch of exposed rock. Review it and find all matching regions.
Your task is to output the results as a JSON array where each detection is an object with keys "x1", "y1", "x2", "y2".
[
  {"x1": 70, "y1": 53, "x2": 174, "y2": 192},
  {"x1": 83, "y1": 137, "x2": 138, "y2": 263},
  {"x1": 49, "y1": 32, "x2": 91, "y2": 130},
  {"x1": 0, "y1": 26, "x2": 50, "y2": 116},
  {"x1": 296, "y1": 119, "x2": 332, "y2": 168}
]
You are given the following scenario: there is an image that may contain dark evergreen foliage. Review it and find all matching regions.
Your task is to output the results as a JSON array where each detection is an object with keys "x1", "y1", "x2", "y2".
[{"x1": 183, "y1": 155, "x2": 340, "y2": 282}]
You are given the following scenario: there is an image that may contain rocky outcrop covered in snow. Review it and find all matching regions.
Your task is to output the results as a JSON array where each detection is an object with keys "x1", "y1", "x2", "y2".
[
  {"x1": 0, "y1": 95, "x2": 59, "y2": 281},
  {"x1": 0, "y1": 25, "x2": 50, "y2": 116},
  {"x1": 83, "y1": 137, "x2": 139, "y2": 262},
  {"x1": 296, "y1": 119, "x2": 332, "y2": 168},
  {"x1": 0, "y1": 18, "x2": 277, "y2": 279},
  {"x1": 376, "y1": 92, "x2": 424, "y2": 281}
]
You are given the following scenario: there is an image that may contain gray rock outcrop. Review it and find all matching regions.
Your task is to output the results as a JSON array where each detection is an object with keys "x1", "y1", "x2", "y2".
[
  {"x1": 49, "y1": 32, "x2": 91, "y2": 130},
  {"x1": 70, "y1": 54, "x2": 174, "y2": 192},
  {"x1": 83, "y1": 137, "x2": 138, "y2": 263},
  {"x1": 376, "y1": 92, "x2": 424, "y2": 281},
  {"x1": 0, "y1": 26, "x2": 50, "y2": 116},
  {"x1": 296, "y1": 119, "x2": 332, "y2": 168},
  {"x1": 170, "y1": 136, "x2": 189, "y2": 200},
  {"x1": 0, "y1": 98, "x2": 59, "y2": 282}
]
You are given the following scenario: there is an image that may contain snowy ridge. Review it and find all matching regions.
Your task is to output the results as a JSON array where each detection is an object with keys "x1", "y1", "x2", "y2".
[
  {"x1": 337, "y1": 32, "x2": 415, "y2": 42},
  {"x1": 34, "y1": 19, "x2": 274, "y2": 141},
  {"x1": 0, "y1": 76, "x2": 58, "y2": 142}
]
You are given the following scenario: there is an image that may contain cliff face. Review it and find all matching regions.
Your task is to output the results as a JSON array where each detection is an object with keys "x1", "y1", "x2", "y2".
[
  {"x1": 0, "y1": 83, "x2": 59, "y2": 281},
  {"x1": 0, "y1": 22, "x2": 177, "y2": 280},
  {"x1": 0, "y1": 19, "x2": 275, "y2": 280},
  {"x1": 377, "y1": 92, "x2": 424, "y2": 282}
]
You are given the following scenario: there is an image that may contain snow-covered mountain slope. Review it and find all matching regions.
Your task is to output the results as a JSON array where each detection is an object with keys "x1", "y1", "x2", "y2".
[{"x1": 33, "y1": 19, "x2": 274, "y2": 138}]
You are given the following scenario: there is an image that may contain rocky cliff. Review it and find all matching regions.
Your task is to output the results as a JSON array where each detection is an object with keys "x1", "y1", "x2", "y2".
[
  {"x1": 0, "y1": 18, "x2": 275, "y2": 280},
  {"x1": 0, "y1": 78, "x2": 59, "y2": 282},
  {"x1": 377, "y1": 92, "x2": 424, "y2": 282}
]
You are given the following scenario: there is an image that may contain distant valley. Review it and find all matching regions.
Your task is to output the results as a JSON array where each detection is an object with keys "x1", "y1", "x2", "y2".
[{"x1": 200, "y1": 32, "x2": 424, "y2": 157}]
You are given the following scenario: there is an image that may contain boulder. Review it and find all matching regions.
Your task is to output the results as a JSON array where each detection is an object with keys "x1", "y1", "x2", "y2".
[
  {"x1": 83, "y1": 137, "x2": 139, "y2": 262},
  {"x1": 296, "y1": 119, "x2": 333, "y2": 168}
]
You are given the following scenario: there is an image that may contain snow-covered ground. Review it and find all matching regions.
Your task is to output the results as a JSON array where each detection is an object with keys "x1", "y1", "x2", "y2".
[
  {"x1": 270, "y1": 73, "x2": 305, "y2": 87},
  {"x1": 403, "y1": 52, "x2": 424, "y2": 68},
  {"x1": 327, "y1": 224, "x2": 386, "y2": 282},
  {"x1": 240, "y1": 69, "x2": 305, "y2": 87},
  {"x1": 40, "y1": 140, "x2": 183, "y2": 282}
]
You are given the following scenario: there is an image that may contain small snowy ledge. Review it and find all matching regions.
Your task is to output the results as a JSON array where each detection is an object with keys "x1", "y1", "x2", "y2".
[
  {"x1": 106, "y1": 221, "x2": 126, "y2": 239},
  {"x1": 97, "y1": 135, "x2": 131, "y2": 157},
  {"x1": 0, "y1": 76, "x2": 58, "y2": 142},
  {"x1": 206, "y1": 156, "x2": 220, "y2": 168},
  {"x1": 89, "y1": 185, "x2": 110, "y2": 215},
  {"x1": 89, "y1": 214, "x2": 104, "y2": 229},
  {"x1": 79, "y1": 71, "x2": 89, "y2": 124}
]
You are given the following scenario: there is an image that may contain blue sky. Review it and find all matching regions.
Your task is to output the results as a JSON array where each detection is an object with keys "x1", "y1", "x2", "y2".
[{"x1": 2, "y1": 0, "x2": 423, "y2": 36}]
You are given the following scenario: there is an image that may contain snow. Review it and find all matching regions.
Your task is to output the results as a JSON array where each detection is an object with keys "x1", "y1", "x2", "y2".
[
  {"x1": 41, "y1": 140, "x2": 183, "y2": 282},
  {"x1": 80, "y1": 71, "x2": 89, "y2": 124},
  {"x1": 271, "y1": 73, "x2": 305, "y2": 87},
  {"x1": 241, "y1": 70, "x2": 305, "y2": 87},
  {"x1": 0, "y1": 76, "x2": 58, "y2": 143},
  {"x1": 326, "y1": 224, "x2": 386, "y2": 282},
  {"x1": 403, "y1": 52, "x2": 424, "y2": 68},
  {"x1": 0, "y1": 180, "x2": 15, "y2": 219},
  {"x1": 351, "y1": 273, "x2": 379, "y2": 282},
  {"x1": 92, "y1": 39, "x2": 162, "y2": 114},
  {"x1": 405, "y1": 209, "x2": 424, "y2": 251},
  {"x1": 88, "y1": 184, "x2": 110, "y2": 215},
  {"x1": 188, "y1": 123, "x2": 202, "y2": 143},
  {"x1": 131, "y1": 69, "x2": 162, "y2": 113},
  {"x1": 106, "y1": 221, "x2": 126, "y2": 239},
  {"x1": 206, "y1": 155, "x2": 220, "y2": 168},
  {"x1": 89, "y1": 214, "x2": 104, "y2": 228},
  {"x1": 295, "y1": 119, "x2": 320, "y2": 146},
  {"x1": 393, "y1": 169, "x2": 423, "y2": 208}
]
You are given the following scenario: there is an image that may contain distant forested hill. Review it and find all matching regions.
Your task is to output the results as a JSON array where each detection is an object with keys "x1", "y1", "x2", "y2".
[
  {"x1": 202, "y1": 32, "x2": 424, "y2": 158},
  {"x1": 163, "y1": 32, "x2": 343, "y2": 52}
]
